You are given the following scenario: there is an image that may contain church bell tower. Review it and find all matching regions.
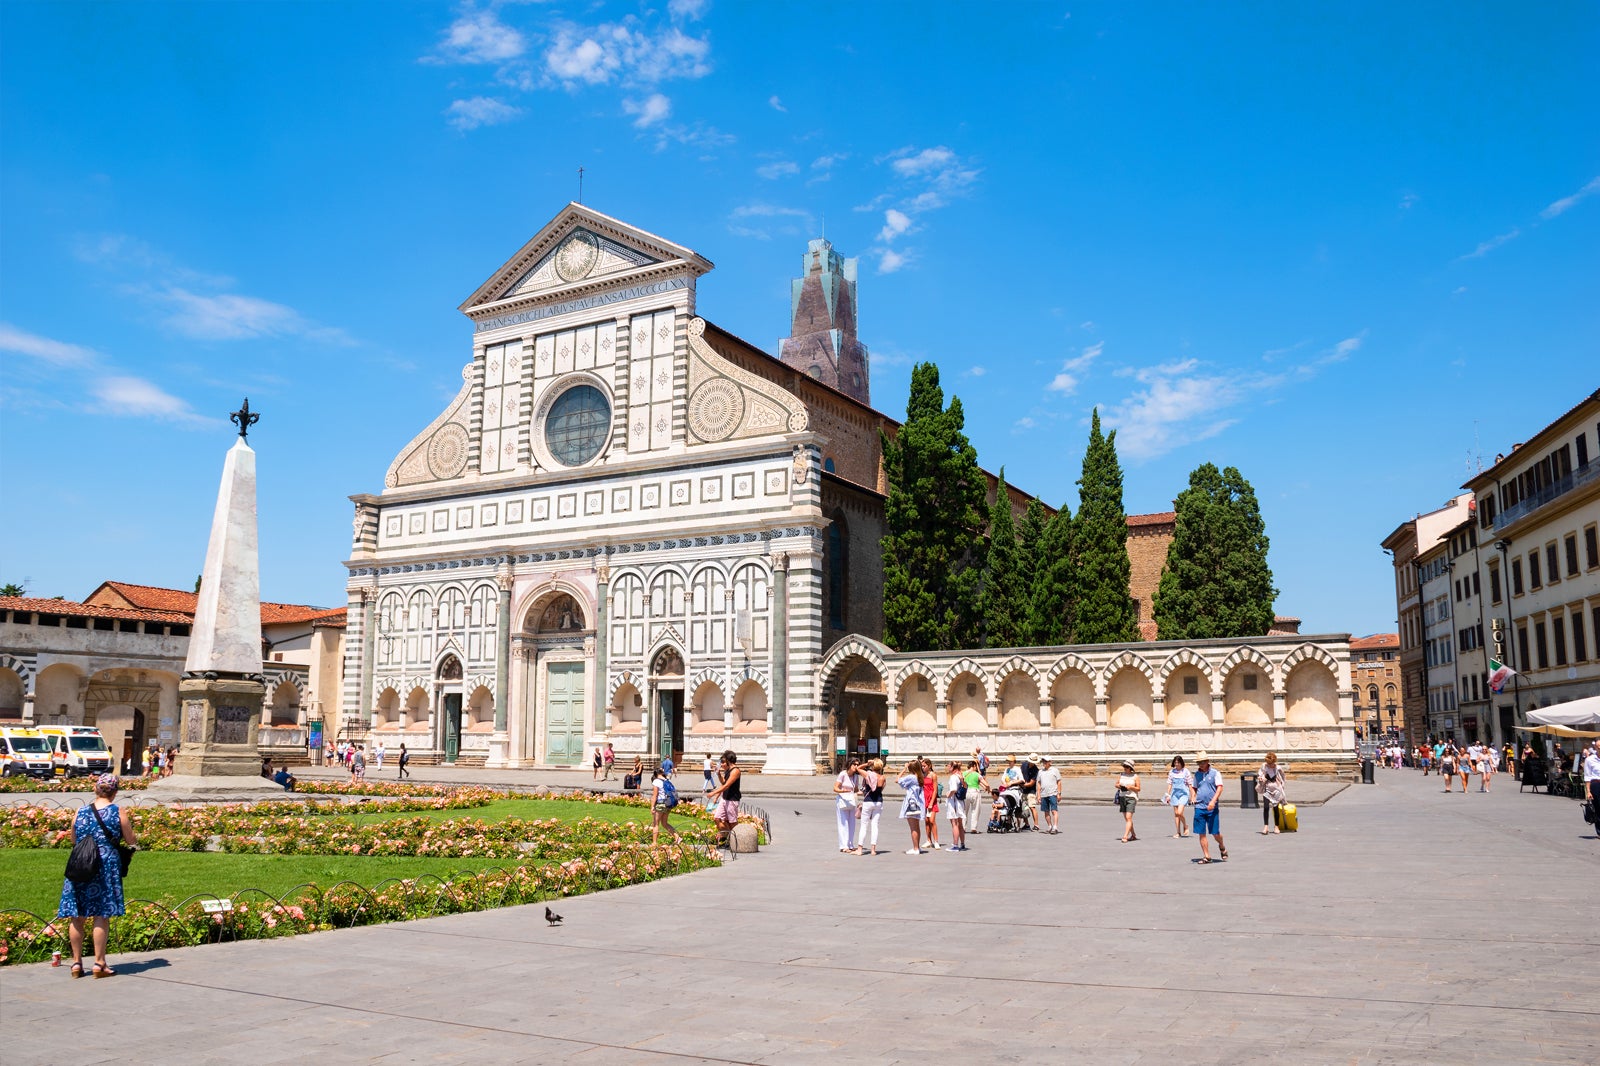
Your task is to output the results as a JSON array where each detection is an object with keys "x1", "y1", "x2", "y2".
[{"x1": 777, "y1": 238, "x2": 870, "y2": 405}]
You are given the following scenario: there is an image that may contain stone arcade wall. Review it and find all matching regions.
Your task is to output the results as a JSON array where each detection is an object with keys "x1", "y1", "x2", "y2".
[{"x1": 817, "y1": 632, "x2": 1356, "y2": 775}]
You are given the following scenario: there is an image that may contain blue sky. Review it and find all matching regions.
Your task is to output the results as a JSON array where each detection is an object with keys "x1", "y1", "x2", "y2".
[{"x1": 1, "y1": 1, "x2": 1595, "y2": 637}]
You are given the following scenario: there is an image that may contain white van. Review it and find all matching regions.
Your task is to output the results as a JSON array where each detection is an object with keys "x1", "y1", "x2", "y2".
[
  {"x1": 39, "y1": 726, "x2": 114, "y2": 777},
  {"x1": 0, "y1": 727, "x2": 58, "y2": 779}
]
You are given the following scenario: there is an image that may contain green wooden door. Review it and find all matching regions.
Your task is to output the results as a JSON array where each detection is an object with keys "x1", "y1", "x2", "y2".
[
  {"x1": 544, "y1": 663, "x2": 586, "y2": 765},
  {"x1": 443, "y1": 694, "x2": 462, "y2": 763}
]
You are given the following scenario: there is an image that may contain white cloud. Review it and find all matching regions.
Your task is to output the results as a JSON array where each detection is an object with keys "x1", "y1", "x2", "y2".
[
  {"x1": 446, "y1": 96, "x2": 522, "y2": 131},
  {"x1": 1046, "y1": 341, "x2": 1102, "y2": 395},
  {"x1": 891, "y1": 146, "x2": 956, "y2": 176},
  {"x1": 878, "y1": 248, "x2": 909, "y2": 274},
  {"x1": 0, "y1": 323, "x2": 97, "y2": 367},
  {"x1": 965, "y1": 366, "x2": 987, "y2": 377},
  {"x1": 1458, "y1": 227, "x2": 1521, "y2": 261},
  {"x1": 812, "y1": 153, "x2": 846, "y2": 172},
  {"x1": 1327, "y1": 333, "x2": 1364, "y2": 361},
  {"x1": 727, "y1": 203, "x2": 811, "y2": 240},
  {"x1": 1399, "y1": 192, "x2": 1419, "y2": 210},
  {"x1": 427, "y1": 9, "x2": 526, "y2": 65},
  {"x1": 1540, "y1": 175, "x2": 1600, "y2": 219},
  {"x1": 646, "y1": 121, "x2": 734, "y2": 154},
  {"x1": 543, "y1": 20, "x2": 711, "y2": 88},
  {"x1": 91, "y1": 375, "x2": 210, "y2": 424},
  {"x1": 879, "y1": 209, "x2": 914, "y2": 242},
  {"x1": 669, "y1": 0, "x2": 709, "y2": 20},
  {"x1": 144, "y1": 287, "x2": 351, "y2": 345},
  {"x1": 756, "y1": 160, "x2": 799, "y2": 180},
  {"x1": 768, "y1": 95, "x2": 787, "y2": 112},
  {"x1": 623, "y1": 92, "x2": 671, "y2": 128},
  {"x1": 1102, "y1": 364, "x2": 1242, "y2": 461}
]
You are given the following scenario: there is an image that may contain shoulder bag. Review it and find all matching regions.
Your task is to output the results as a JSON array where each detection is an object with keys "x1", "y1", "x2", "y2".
[
  {"x1": 64, "y1": 812, "x2": 102, "y2": 884},
  {"x1": 88, "y1": 803, "x2": 135, "y2": 878}
]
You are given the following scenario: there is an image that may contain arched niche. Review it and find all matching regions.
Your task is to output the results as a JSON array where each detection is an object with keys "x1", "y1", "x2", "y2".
[
  {"x1": 612, "y1": 682, "x2": 644, "y2": 733},
  {"x1": 1224, "y1": 663, "x2": 1271, "y2": 726},
  {"x1": 1051, "y1": 670, "x2": 1095, "y2": 730},
  {"x1": 948, "y1": 671, "x2": 987, "y2": 731},
  {"x1": 733, "y1": 680, "x2": 768, "y2": 733},
  {"x1": 897, "y1": 673, "x2": 936, "y2": 731},
  {"x1": 997, "y1": 672, "x2": 1040, "y2": 730},
  {"x1": 691, "y1": 680, "x2": 725, "y2": 733},
  {"x1": 527, "y1": 592, "x2": 586, "y2": 634},
  {"x1": 466, "y1": 685, "x2": 495, "y2": 732},
  {"x1": 1164, "y1": 664, "x2": 1210, "y2": 729},
  {"x1": 1107, "y1": 667, "x2": 1153, "y2": 729},
  {"x1": 1285, "y1": 661, "x2": 1338, "y2": 726}
]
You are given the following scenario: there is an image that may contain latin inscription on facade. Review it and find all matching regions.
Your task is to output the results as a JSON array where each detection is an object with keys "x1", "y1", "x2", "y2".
[{"x1": 475, "y1": 278, "x2": 688, "y2": 333}]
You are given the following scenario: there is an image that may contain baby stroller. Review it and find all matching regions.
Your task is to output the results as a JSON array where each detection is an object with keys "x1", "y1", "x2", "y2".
[{"x1": 987, "y1": 785, "x2": 1027, "y2": 833}]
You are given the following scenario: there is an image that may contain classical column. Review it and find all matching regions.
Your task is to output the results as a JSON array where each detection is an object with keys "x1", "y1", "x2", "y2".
[
  {"x1": 359, "y1": 583, "x2": 378, "y2": 728},
  {"x1": 487, "y1": 566, "x2": 512, "y2": 768},
  {"x1": 886, "y1": 700, "x2": 900, "y2": 731},
  {"x1": 771, "y1": 553, "x2": 789, "y2": 733},
  {"x1": 1039, "y1": 697, "x2": 1054, "y2": 729},
  {"x1": 935, "y1": 700, "x2": 949, "y2": 729},
  {"x1": 985, "y1": 699, "x2": 999, "y2": 729},
  {"x1": 594, "y1": 559, "x2": 610, "y2": 732}
]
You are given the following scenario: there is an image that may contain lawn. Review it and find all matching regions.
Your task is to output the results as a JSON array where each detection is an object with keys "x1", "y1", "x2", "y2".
[
  {"x1": 325, "y1": 797, "x2": 654, "y2": 826},
  {"x1": 0, "y1": 850, "x2": 532, "y2": 916}
]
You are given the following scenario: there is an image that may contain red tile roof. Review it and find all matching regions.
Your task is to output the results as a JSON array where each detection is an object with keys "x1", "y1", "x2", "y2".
[
  {"x1": 84, "y1": 581, "x2": 338, "y2": 626},
  {"x1": 0, "y1": 596, "x2": 192, "y2": 625},
  {"x1": 1349, "y1": 633, "x2": 1400, "y2": 650},
  {"x1": 1127, "y1": 511, "x2": 1176, "y2": 529}
]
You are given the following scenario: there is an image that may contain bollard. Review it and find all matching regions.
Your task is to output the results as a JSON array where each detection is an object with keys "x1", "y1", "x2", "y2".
[
  {"x1": 1361, "y1": 758, "x2": 1375, "y2": 784},
  {"x1": 1239, "y1": 771, "x2": 1259, "y2": 809}
]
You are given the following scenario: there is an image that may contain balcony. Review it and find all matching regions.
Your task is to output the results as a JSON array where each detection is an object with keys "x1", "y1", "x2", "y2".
[{"x1": 1494, "y1": 460, "x2": 1599, "y2": 530}]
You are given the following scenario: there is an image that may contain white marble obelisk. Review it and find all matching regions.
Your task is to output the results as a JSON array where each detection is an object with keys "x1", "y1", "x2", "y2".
[
  {"x1": 185, "y1": 439, "x2": 263, "y2": 677},
  {"x1": 153, "y1": 406, "x2": 287, "y2": 799}
]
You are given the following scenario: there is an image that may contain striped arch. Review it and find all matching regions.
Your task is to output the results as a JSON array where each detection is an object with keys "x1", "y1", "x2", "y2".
[
  {"x1": 816, "y1": 634, "x2": 892, "y2": 709},
  {"x1": 607, "y1": 669, "x2": 644, "y2": 706},
  {"x1": 0, "y1": 654, "x2": 36, "y2": 693},
  {"x1": 892, "y1": 658, "x2": 938, "y2": 696},
  {"x1": 1157, "y1": 648, "x2": 1216, "y2": 691},
  {"x1": 1281, "y1": 642, "x2": 1342, "y2": 679},
  {"x1": 265, "y1": 669, "x2": 305, "y2": 699},
  {"x1": 1217, "y1": 645, "x2": 1276, "y2": 687},
  {"x1": 940, "y1": 657, "x2": 989, "y2": 701},
  {"x1": 1097, "y1": 650, "x2": 1154, "y2": 699},
  {"x1": 689, "y1": 667, "x2": 729, "y2": 704},
  {"x1": 993, "y1": 655, "x2": 1044, "y2": 692},
  {"x1": 1042, "y1": 652, "x2": 1095, "y2": 691}
]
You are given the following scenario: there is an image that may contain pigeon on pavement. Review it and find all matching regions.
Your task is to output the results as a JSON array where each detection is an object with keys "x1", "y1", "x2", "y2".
[{"x1": 545, "y1": 907, "x2": 563, "y2": 925}]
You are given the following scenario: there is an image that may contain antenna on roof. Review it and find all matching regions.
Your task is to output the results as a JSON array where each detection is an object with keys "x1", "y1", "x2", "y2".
[
  {"x1": 821, "y1": 213, "x2": 825, "y2": 240},
  {"x1": 577, "y1": 165, "x2": 584, "y2": 204}
]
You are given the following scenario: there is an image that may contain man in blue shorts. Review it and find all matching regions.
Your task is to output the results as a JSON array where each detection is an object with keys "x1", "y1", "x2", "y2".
[{"x1": 1192, "y1": 751, "x2": 1228, "y2": 863}]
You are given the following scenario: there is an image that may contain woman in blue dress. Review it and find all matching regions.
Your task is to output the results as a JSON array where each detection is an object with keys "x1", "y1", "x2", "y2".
[
  {"x1": 1165, "y1": 755, "x2": 1194, "y2": 839},
  {"x1": 57, "y1": 774, "x2": 138, "y2": 978}
]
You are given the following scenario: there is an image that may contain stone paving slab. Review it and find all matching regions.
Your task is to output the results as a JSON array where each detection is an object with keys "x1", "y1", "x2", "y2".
[{"x1": 3, "y1": 768, "x2": 1594, "y2": 1064}]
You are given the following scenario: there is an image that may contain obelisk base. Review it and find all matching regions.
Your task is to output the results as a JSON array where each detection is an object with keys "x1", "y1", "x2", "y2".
[{"x1": 172, "y1": 676, "x2": 266, "y2": 777}]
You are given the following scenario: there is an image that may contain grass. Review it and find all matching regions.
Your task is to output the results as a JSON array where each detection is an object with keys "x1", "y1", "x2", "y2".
[
  {"x1": 328, "y1": 798, "x2": 654, "y2": 826},
  {"x1": 0, "y1": 850, "x2": 532, "y2": 917}
]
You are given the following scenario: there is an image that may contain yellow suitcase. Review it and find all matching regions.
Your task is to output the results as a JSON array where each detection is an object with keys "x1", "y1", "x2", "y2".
[{"x1": 1276, "y1": 803, "x2": 1298, "y2": 832}]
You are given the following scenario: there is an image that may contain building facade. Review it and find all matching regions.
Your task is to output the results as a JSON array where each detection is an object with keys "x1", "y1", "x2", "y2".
[
  {"x1": 0, "y1": 582, "x2": 344, "y2": 768},
  {"x1": 1382, "y1": 493, "x2": 1474, "y2": 749},
  {"x1": 338, "y1": 205, "x2": 1355, "y2": 774},
  {"x1": 1418, "y1": 537, "x2": 1457, "y2": 743},
  {"x1": 1462, "y1": 390, "x2": 1600, "y2": 737}
]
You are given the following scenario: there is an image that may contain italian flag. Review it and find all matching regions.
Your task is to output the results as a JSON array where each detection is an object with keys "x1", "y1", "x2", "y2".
[{"x1": 1488, "y1": 659, "x2": 1516, "y2": 694}]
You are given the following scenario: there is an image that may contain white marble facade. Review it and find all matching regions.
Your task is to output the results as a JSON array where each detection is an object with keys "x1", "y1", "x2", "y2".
[{"x1": 344, "y1": 205, "x2": 828, "y2": 768}]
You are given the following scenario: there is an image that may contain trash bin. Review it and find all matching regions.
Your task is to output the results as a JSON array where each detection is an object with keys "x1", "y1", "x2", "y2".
[
  {"x1": 1361, "y1": 758, "x2": 1375, "y2": 784},
  {"x1": 1239, "y1": 772, "x2": 1259, "y2": 808}
]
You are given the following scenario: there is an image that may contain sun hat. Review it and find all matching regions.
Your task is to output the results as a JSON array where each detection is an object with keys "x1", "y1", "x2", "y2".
[
  {"x1": 1195, "y1": 750, "x2": 1210, "y2": 762},
  {"x1": 1027, "y1": 752, "x2": 1042, "y2": 764},
  {"x1": 1120, "y1": 759, "x2": 1135, "y2": 770}
]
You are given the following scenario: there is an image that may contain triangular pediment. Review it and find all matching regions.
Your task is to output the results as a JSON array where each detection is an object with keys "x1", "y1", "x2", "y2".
[{"x1": 460, "y1": 203, "x2": 713, "y2": 313}]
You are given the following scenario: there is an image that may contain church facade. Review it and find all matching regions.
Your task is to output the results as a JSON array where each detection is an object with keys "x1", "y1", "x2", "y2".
[{"x1": 340, "y1": 204, "x2": 1354, "y2": 774}]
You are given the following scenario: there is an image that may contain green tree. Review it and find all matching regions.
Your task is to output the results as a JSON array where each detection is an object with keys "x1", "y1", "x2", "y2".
[
  {"x1": 1030, "y1": 502, "x2": 1076, "y2": 644},
  {"x1": 0, "y1": 582, "x2": 25, "y2": 598},
  {"x1": 1016, "y1": 498, "x2": 1049, "y2": 643},
  {"x1": 980, "y1": 470, "x2": 1026, "y2": 647},
  {"x1": 880, "y1": 363, "x2": 989, "y2": 651},
  {"x1": 1153, "y1": 463, "x2": 1278, "y2": 639},
  {"x1": 1071, "y1": 409, "x2": 1139, "y2": 643}
]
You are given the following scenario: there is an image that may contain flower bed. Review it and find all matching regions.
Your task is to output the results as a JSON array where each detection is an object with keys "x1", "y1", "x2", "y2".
[{"x1": 0, "y1": 840, "x2": 716, "y2": 966}]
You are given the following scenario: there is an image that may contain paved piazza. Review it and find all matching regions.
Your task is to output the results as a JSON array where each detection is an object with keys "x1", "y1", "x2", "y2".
[{"x1": 4, "y1": 770, "x2": 1597, "y2": 1065}]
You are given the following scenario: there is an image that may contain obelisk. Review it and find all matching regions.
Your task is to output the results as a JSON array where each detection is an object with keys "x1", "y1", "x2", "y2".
[{"x1": 153, "y1": 400, "x2": 282, "y2": 798}]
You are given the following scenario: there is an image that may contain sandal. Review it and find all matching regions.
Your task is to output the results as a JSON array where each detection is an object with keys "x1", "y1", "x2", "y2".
[
  {"x1": 1194, "y1": 857, "x2": 1213, "y2": 864},
  {"x1": 69, "y1": 962, "x2": 84, "y2": 979},
  {"x1": 92, "y1": 963, "x2": 115, "y2": 979},
  {"x1": 1219, "y1": 846, "x2": 1229, "y2": 861}
]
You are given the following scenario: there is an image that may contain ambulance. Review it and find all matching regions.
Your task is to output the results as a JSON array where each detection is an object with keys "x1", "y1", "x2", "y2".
[
  {"x1": 39, "y1": 725, "x2": 114, "y2": 777},
  {"x1": 0, "y1": 727, "x2": 58, "y2": 779}
]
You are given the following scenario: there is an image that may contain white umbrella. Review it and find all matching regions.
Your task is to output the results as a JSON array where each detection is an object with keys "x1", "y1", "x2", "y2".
[
  {"x1": 1526, "y1": 694, "x2": 1600, "y2": 727},
  {"x1": 1520, "y1": 723, "x2": 1600, "y2": 738}
]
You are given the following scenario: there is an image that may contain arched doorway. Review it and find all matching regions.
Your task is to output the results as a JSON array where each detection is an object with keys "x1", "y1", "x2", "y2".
[
  {"x1": 437, "y1": 653, "x2": 463, "y2": 763},
  {"x1": 525, "y1": 591, "x2": 588, "y2": 765},
  {"x1": 650, "y1": 646, "x2": 685, "y2": 762},
  {"x1": 817, "y1": 637, "x2": 891, "y2": 771}
]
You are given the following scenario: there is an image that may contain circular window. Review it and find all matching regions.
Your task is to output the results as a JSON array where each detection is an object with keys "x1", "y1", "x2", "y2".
[{"x1": 544, "y1": 384, "x2": 611, "y2": 466}]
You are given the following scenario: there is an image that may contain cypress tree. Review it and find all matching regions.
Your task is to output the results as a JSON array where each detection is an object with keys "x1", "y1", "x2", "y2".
[
  {"x1": 880, "y1": 363, "x2": 988, "y2": 651},
  {"x1": 980, "y1": 470, "x2": 1025, "y2": 648},
  {"x1": 1153, "y1": 463, "x2": 1278, "y2": 639},
  {"x1": 1030, "y1": 502, "x2": 1076, "y2": 644},
  {"x1": 1016, "y1": 498, "x2": 1049, "y2": 643},
  {"x1": 1072, "y1": 409, "x2": 1139, "y2": 643}
]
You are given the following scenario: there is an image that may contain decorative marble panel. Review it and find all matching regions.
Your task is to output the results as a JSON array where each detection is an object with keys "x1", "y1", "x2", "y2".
[
  {"x1": 612, "y1": 488, "x2": 632, "y2": 512},
  {"x1": 409, "y1": 513, "x2": 425, "y2": 535},
  {"x1": 732, "y1": 473, "x2": 755, "y2": 499},
  {"x1": 506, "y1": 500, "x2": 524, "y2": 523},
  {"x1": 765, "y1": 468, "x2": 787, "y2": 495},
  {"x1": 670, "y1": 480, "x2": 691, "y2": 506},
  {"x1": 386, "y1": 516, "x2": 402, "y2": 537},
  {"x1": 432, "y1": 510, "x2": 449, "y2": 532},
  {"x1": 584, "y1": 490, "x2": 604, "y2": 516},
  {"x1": 700, "y1": 477, "x2": 723, "y2": 503},
  {"x1": 456, "y1": 507, "x2": 474, "y2": 529},
  {"x1": 532, "y1": 498, "x2": 549, "y2": 521},
  {"x1": 557, "y1": 494, "x2": 577, "y2": 518},
  {"x1": 480, "y1": 503, "x2": 499, "y2": 527},
  {"x1": 640, "y1": 484, "x2": 661, "y2": 509}
]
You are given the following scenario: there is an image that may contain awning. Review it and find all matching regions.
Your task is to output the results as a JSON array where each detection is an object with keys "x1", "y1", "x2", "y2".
[
  {"x1": 1526, "y1": 694, "x2": 1600, "y2": 728},
  {"x1": 1520, "y1": 723, "x2": 1600, "y2": 738}
]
